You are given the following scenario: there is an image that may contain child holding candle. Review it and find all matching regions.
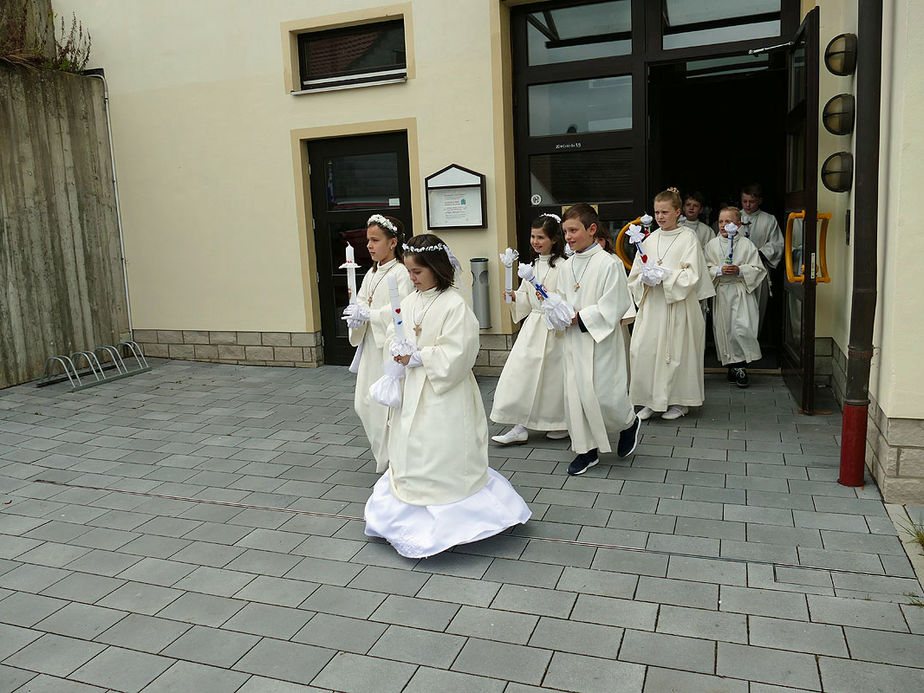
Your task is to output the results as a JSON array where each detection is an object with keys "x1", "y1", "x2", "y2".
[
  {"x1": 704, "y1": 206, "x2": 766, "y2": 388},
  {"x1": 490, "y1": 213, "x2": 568, "y2": 445},
  {"x1": 343, "y1": 214, "x2": 414, "y2": 472},
  {"x1": 628, "y1": 188, "x2": 715, "y2": 420},
  {"x1": 364, "y1": 233, "x2": 530, "y2": 558},
  {"x1": 556, "y1": 204, "x2": 641, "y2": 476}
]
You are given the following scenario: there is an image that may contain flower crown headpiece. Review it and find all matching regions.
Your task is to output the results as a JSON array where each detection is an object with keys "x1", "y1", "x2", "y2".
[
  {"x1": 540, "y1": 212, "x2": 561, "y2": 223},
  {"x1": 368, "y1": 214, "x2": 399, "y2": 235},
  {"x1": 402, "y1": 241, "x2": 462, "y2": 271}
]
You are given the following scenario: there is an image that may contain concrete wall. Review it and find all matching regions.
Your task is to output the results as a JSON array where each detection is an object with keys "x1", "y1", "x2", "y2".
[{"x1": 0, "y1": 62, "x2": 128, "y2": 389}]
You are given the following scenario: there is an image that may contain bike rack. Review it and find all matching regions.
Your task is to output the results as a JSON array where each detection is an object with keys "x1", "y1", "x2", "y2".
[{"x1": 36, "y1": 341, "x2": 152, "y2": 391}]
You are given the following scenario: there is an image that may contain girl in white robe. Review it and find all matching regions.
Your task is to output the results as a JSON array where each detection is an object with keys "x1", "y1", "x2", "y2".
[
  {"x1": 491, "y1": 214, "x2": 568, "y2": 445},
  {"x1": 628, "y1": 189, "x2": 715, "y2": 420},
  {"x1": 740, "y1": 184, "x2": 784, "y2": 331},
  {"x1": 344, "y1": 215, "x2": 414, "y2": 472},
  {"x1": 364, "y1": 234, "x2": 530, "y2": 558},
  {"x1": 705, "y1": 207, "x2": 767, "y2": 387}
]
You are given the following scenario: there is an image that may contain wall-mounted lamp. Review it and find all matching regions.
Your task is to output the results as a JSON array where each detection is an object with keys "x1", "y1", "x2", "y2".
[
  {"x1": 822, "y1": 94, "x2": 856, "y2": 135},
  {"x1": 824, "y1": 33, "x2": 858, "y2": 75},
  {"x1": 821, "y1": 152, "x2": 854, "y2": 192}
]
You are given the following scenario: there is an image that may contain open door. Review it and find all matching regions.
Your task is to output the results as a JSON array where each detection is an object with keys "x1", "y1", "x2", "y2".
[{"x1": 781, "y1": 7, "x2": 820, "y2": 413}]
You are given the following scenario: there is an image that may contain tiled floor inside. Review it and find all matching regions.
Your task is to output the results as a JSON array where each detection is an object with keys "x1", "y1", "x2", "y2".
[{"x1": 0, "y1": 359, "x2": 922, "y2": 692}]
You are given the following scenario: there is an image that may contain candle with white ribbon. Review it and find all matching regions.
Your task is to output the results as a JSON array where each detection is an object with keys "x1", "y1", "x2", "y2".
[
  {"x1": 339, "y1": 242, "x2": 360, "y2": 304},
  {"x1": 724, "y1": 223, "x2": 739, "y2": 266},
  {"x1": 640, "y1": 213, "x2": 653, "y2": 235},
  {"x1": 499, "y1": 248, "x2": 519, "y2": 303}
]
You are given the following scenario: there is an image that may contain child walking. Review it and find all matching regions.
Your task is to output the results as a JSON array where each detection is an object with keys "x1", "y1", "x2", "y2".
[
  {"x1": 557, "y1": 204, "x2": 641, "y2": 476},
  {"x1": 704, "y1": 207, "x2": 767, "y2": 388},
  {"x1": 491, "y1": 214, "x2": 568, "y2": 445},
  {"x1": 343, "y1": 215, "x2": 414, "y2": 472},
  {"x1": 628, "y1": 188, "x2": 715, "y2": 420},
  {"x1": 739, "y1": 183, "x2": 784, "y2": 331},
  {"x1": 364, "y1": 234, "x2": 531, "y2": 558},
  {"x1": 682, "y1": 191, "x2": 716, "y2": 248}
]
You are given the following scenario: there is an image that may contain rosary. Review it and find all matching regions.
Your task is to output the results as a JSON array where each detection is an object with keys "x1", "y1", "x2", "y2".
[
  {"x1": 366, "y1": 262, "x2": 397, "y2": 306},
  {"x1": 412, "y1": 292, "x2": 441, "y2": 338}
]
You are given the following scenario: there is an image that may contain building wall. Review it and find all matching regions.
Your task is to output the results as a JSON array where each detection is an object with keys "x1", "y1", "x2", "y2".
[{"x1": 52, "y1": 0, "x2": 516, "y2": 355}]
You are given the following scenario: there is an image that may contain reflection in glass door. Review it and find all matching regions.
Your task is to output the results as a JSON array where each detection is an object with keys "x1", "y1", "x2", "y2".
[{"x1": 307, "y1": 133, "x2": 412, "y2": 365}]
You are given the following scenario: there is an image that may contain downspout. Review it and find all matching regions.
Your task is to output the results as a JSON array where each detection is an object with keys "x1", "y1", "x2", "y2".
[
  {"x1": 86, "y1": 72, "x2": 133, "y2": 336},
  {"x1": 839, "y1": 0, "x2": 882, "y2": 487}
]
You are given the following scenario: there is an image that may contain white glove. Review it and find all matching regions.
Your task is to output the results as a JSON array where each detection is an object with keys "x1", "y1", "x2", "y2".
[
  {"x1": 542, "y1": 293, "x2": 576, "y2": 331},
  {"x1": 389, "y1": 337, "x2": 417, "y2": 358},
  {"x1": 640, "y1": 262, "x2": 666, "y2": 287},
  {"x1": 342, "y1": 304, "x2": 370, "y2": 329},
  {"x1": 406, "y1": 351, "x2": 423, "y2": 368}
]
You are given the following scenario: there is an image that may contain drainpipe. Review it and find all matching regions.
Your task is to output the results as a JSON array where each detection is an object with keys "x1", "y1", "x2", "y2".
[
  {"x1": 839, "y1": 0, "x2": 882, "y2": 487},
  {"x1": 86, "y1": 72, "x2": 133, "y2": 336}
]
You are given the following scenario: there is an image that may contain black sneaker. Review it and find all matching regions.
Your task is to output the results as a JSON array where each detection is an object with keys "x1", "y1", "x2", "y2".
[
  {"x1": 734, "y1": 367, "x2": 749, "y2": 388},
  {"x1": 567, "y1": 449, "x2": 599, "y2": 476},
  {"x1": 617, "y1": 415, "x2": 641, "y2": 458},
  {"x1": 726, "y1": 367, "x2": 736, "y2": 382}
]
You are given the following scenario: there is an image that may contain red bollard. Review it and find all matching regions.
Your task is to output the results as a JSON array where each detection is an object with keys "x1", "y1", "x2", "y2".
[{"x1": 839, "y1": 402, "x2": 868, "y2": 487}]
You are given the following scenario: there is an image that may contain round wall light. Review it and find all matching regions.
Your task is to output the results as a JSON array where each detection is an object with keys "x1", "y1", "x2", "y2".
[
  {"x1": 821, "y1": 152, "x2": 854, "y2": 192},
  {"x1": 822, "y1": 93, "x2": 856, "y2": 135},
  {"x1": 824, "y1": 33, "x2": 858, "y2": 75}
]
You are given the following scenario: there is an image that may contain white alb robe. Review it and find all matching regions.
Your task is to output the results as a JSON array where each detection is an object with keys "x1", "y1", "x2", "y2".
[
  {"x1": 365, "y1": 286, "x2": 530, "y2": 558},
  {"x1": 558, "y1": 243, "x2": 635, "y2": 455},
  {"x1": 628, "y1": 228, "x2": 715, "y2": 411},
  {"x1": 682, "y1": 219, "x2": 716, "y2": 249},
  {"x1": 348, "y1": 259, "x2": 414, "y2": 472},
  {"x1": 742, "y1": 208, "x2": 784, "y2": 328},
  {"x1": 704, "y1": 235, "x2": 767, "y2": 365},
  {"x1": 490, "y1": 255, "x2": 566, "y2": 430}
]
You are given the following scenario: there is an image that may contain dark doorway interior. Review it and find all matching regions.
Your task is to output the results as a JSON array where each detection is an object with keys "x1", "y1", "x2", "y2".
[{"x1": 648, "y1": 54, "x2": 787, "y2": 369}]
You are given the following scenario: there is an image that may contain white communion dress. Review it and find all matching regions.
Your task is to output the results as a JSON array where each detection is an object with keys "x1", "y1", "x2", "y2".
[
  {"x1": 490, "y1": 254, "x2": 567, "y2": 431},
  {"x1": 348, "y1": 259, "x2": 414, "y2": 472},
  {"x1": 364, "y1": 286, "x2": 531, "y2": 558}
]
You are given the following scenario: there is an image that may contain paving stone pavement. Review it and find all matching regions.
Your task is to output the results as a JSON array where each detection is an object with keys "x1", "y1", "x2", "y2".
[{"x1": 0, "y1": 359, "x2": 922, "y2": 692}]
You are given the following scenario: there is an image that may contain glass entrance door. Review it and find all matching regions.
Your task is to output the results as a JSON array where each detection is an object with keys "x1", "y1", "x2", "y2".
[
  {"x1": 781, "y1": 7, "x2": 820, "y2": 412},
  {"x1": 307, "y1": 133, "x2": 412, "y2": 365}
]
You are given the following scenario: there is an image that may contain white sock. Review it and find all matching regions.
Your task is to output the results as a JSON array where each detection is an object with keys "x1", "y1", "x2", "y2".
[{"x1": 509, "y1": 424, "x2": 527, "y2": 435}]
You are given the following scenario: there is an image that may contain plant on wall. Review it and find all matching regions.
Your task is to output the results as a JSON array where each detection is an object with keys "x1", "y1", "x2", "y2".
[{"x1": 0, "y1": 1, "x2": 91, "y2": 73}]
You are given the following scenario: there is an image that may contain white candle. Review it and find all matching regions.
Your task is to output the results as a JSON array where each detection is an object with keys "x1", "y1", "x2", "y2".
[
  {"x1": 387, "y1": 274, "x2": 405, "y2": 341},
  {"x1": 499, "y1": 248, "x2": 518, "y2": 303},
  {"x1": 345, "y1": 243, "x2": 357, "y2": 304}
]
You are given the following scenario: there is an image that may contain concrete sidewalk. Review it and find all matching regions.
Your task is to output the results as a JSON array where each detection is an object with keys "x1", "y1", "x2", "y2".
[{"x1": 0, "y1": 359, "x2": 922, "y2": 692}]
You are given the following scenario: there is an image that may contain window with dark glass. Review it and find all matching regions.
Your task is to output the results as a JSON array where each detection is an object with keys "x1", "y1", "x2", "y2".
[
  {"x1": 297, "y1": 19, "x2": 406, "y2": 92},
  {"x1": 526, "y1": 0, "x2": 631, "y2": 66},
  {"x1": 662, "y1": 0, "x2": 782, "y2": 50}
]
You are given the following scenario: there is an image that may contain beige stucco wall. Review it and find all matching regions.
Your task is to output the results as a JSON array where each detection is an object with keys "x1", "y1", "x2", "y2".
[{"x1": 53, "y1": 0, "x2": 515, "y2": 335}]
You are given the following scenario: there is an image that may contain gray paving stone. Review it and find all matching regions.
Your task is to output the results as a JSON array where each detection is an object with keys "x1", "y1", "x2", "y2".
[
  {"x1": 140, "y1": 660, "x2": 250, "y2": 693},
  {"x1": 447, "y1": 604, "x2": 537, "y2": 644},
  {"x1": 544, "y1": 651, "x2": 647, "y2": 693},
  {"x1": 311, "y1": 651, "x2": 416, "y2": 693},
  {"x1": 3, "y1": 673, "x2": 102, "y2": 692},
  {"x1": 286, "y1": 555, "x2": 364, "y2": 585},
  {"x1": 0, "y1": 622, "x2": 42, "y2": 659},
  {"x1": 720, "y1": 586, "x2": 808, "y2": 620},
  {"x1": 221, "y1": 601, "x2": 313, "y2": 639},
  {"x1": 416, "y1": 573, "x2": 500, "y2": 607},
  {"x1": 818, "y1": 656, "x2": 924, "y2": 692},
  {"x1": 168, "y1": 541, "x2": 244, "y2": 568},
  {"x1": 647, "y1": 532, "x2": 720, "y2": 557},
  {"x1": 70, "y1": 646, "x2": 173, "y2": 692},
  {"x1": 637, "y1": 575, "x2": 718, "y2": 609},
  {"x1": 748, "y1": 615, "x2": 848, "y2": 656},
  {"x1": 592, "y1": 547, "x2": 668, "y2": 577},
  {"x1": 402, "y1": 666, "x2": 506, "y2": 693},
  {"x1": 667, "y1": 555, "x2": 748, "y2": 586},
  {"x1": 233, "y1": 638, "x2": 335, "y2": 685},
  {"x1": 370, "y1": 594, "x2": 458, "y2": 630},
  {"x1": 491, "y1": 583, "x2": 575, "y2": 618},
  {"x1": 39, "y1": 572, "x2": 124, "y2": 604},
  {"x1": 482, "y1": 557, "x2": 562, "y2": 587},
  {"x1": 798, "y1": 547, "x2": 885, "y2": 573},
  {"x1": 0, "y1": 592, "x2": 67, "y2": 627},
  {"x1": 843, "y1": 626, "x2": 924, "y2": 667},
  {"x1": 66, "y1": 549, "x2": 143, "y2": 577},
  {"x1": 719, "y1": 539, "x2": 799, "y2": 564},
  {"x1": 644, "y1": 667, "x2": 748, "y2": 693},
  {"x1": 0, "y1": 564, "x2": 68, "y2": 593},
  {"x1": 452, "y1": 638, "x2": 552, "y2": 685},
  {"x1": 675, "y1": 516, "x2": 745, "y2": 541},
  {"x1": 97, "y1": 582, "x2": 182, "y2": 616},
  {"x1": 116, "y1": 557, "x2": 195, "y2": 587},
  {"x1": 3, "y1": 633, "x2": 106, "y2": 678},
  {"x1": 369, "y1": 624, "x2": 466, "y2": 667},
  {"x1": 94, "y1": 613, "x2": 190, "y2": 653},
  {"x1": 620, "y1": 629, "x2": 716, "y2": 674},
  {"x1": 657, "y1": 604, "x2": 748, "y2": 643},
  {"x1": 34, "y1": 603, "x2": 125, "y2": 640},
  {"x1": 156, "y1": 592, "x2": 244, "y2": 626},
  {"x1": 300, "y1": 584, "x2": 385, "y2": 619},
  {"x1": 556, "y1": 566, "x2": 637, "y2": 598},
  {"x1": 293, "y1": 613, "x2": 386, "y2": 654},
  {"x1": 716, "y1": 642, "x2": 820, "y2": 690},
  {"x1": 571, "y1": 594, "x2": 657, "y2": 630},
  {"x1": 519, "y1": 538, "x2": 595, "y2": 567},
  {"x1": 161, "y1": 624, "x2": 259, "y2": 667},
  {"x1": 233, "y1": 574, "x2": 317, "y2": 607}
]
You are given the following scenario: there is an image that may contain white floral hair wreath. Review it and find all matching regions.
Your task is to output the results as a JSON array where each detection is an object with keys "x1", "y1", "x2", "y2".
[
  {"x1": 540, "y1": 212, "x2": 561, "y2": 223},
  {"x1": 367, "y1": 214, "x2": 398, "y2": 235},
  {"x1": 402, "y1": 241, "x2": 462, "y2": 271}
]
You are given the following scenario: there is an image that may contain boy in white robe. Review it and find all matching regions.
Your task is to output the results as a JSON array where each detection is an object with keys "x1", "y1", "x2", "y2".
[
  {"x1": 704, "y1": 206, "x2": 767, "y2": 388},
  {"x1": 628, "y1": 189, "x2": 715, "y2": 420},
  {"x1": 740, "y1": 184, "x2": 784, "y2": 331},
  {"x1": 682, "y1": 191, "x2": 716, "y2": 249},
  {"x1": 556, "y1": 204, "x2": 641, "y2": 476},
  {"x1": 344, "y1": 215, "x2": 414, "y2": 472}
]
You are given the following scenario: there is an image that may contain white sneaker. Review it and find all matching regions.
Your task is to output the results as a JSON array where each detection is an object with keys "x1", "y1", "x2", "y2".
[
  {"x1": 491, "y1": 426, "x2": 528, "y2": 445},
  {"x1": 637, "y1": 406, "x2": 655, "y2": 421},
  {"x1": 661, "y1": 405, "x2": 689, "y2": 420},
  {"x1": 545, "y1": 430, "x2": 569, "y2": 440}
]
